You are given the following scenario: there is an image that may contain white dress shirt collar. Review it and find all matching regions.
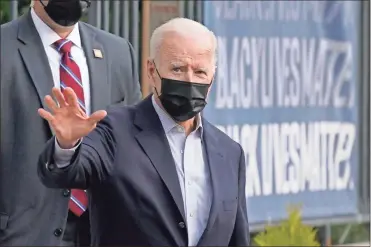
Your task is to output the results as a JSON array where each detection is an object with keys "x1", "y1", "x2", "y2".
[
  {"x1": 30, "y1": 8, "x2": 82, "y2": 49},
  {"x1": 151, "y1": 95, "x2": 203, "y2": 137}
]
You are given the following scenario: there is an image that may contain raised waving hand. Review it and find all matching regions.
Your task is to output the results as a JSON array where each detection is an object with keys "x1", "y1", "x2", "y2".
[{"x1": 38, "y1": 87, "x2": 107, "y2": 149}]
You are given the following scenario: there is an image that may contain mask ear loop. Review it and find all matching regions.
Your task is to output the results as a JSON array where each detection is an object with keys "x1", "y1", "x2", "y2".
[
  {"x1": 204, "y1": 76, "x2": 214, "y2": 104},
  {"x1": 152, "y1": 61, "x2": 163, "y2": 97},
  {"x1": 39, "y1": 0, "x2": 46, "y2": 7},
  {"x1": 207, "y1": 64, "x2": 216, "y2": 95},
  {"x1": 81, "y1": 0, "x2": 91, "y2": 13}
]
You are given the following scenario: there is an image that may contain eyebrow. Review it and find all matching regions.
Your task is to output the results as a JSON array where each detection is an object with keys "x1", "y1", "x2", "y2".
[
  {"x1": 170, "y1": 61, "x2": 185, "y2": 67},
  {"x1": 170, "y1": 62, "x2": 209, "y2": 72},
  {"x1": 197, "y1": 67, "x2": 208, "y2": 72}
]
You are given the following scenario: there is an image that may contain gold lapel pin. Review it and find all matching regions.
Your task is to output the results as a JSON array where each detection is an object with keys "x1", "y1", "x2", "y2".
[{"x1": 93, "y1": 49, "x2": 103, "y2": 58}]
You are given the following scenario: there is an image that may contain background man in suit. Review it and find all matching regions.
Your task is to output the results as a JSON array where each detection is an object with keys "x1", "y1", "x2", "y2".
[
  {"x1": 0, "y1": 0, "x2": 141, "y2": 245},
  {"x1": 37, "y1": 18, "x2": 250, "y2": 246}
]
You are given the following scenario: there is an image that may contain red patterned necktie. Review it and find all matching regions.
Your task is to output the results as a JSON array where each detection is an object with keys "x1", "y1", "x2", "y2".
[{"x1": 54, "y1": 39, "x2": 88, "y2": 217}]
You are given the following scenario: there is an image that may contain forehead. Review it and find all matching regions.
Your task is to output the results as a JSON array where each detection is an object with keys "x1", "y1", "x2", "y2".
[{"x1": 158, "y1": 32, "x2": 214, "y2": 66}]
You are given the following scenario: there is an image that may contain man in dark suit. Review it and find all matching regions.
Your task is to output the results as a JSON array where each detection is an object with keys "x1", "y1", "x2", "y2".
[
  {"x1": 37, "y1": 18, "x2": 250, "y2": 246},
  {"x1": 0, "y1": 0, "x2": 141, "y2": 245}
]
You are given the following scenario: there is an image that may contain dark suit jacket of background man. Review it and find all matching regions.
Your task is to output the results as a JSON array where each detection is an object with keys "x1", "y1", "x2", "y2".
[
  {"x1": 37, "y1": 95, "x2": 250, "y2": 246},
  {"x1": 0, "y1": 10, "x2": 141, "y2": 245}
]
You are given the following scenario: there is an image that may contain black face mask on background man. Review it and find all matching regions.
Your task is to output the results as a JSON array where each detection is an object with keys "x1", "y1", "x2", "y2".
[
  {"x1": 40, "y1": 0, "x2": 90, "y2": 27},
  {"x1": 154, "y1": 66, "x2": 212, "y2": 122}
]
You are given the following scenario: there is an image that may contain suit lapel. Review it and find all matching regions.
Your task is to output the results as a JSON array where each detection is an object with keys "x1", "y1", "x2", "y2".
[
  {"x1": 133, "y1": 98, "x2": 231, "y2": 239},
  {"x1": 79, "y1": 23, "x2": 109, "y2": 112},
  {"x1": 17, "y1": 12, "x2": 54, "y2": 111},
  {"x1": 198, "y1": 120, "x2": 228, "y2": 245},
  {"x1": 133, "y1": 96, "x2": 186, "y2": 221}
]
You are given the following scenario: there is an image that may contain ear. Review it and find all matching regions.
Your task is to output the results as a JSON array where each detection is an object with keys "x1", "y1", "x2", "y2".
[
  {"x1": 207, "y1": 84, "x2": 212, "y2": 96},
  {"x1": 147, "y1": 59, "x2": 155, "y2": 80},
  {"x1": 207, "y1": 71, "x2": 216, "y2": 96},
  {"x1": 209, "y1": 67, "x2": 216, "y2": 88}
]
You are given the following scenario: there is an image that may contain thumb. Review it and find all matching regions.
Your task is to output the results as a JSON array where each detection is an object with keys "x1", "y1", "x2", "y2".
[{"x1": 88, "y1": 110, "x2": 107, "y2": 125}]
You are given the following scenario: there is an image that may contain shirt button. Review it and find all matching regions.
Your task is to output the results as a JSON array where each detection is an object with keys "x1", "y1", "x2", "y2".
[
  {"x1": 48, "y1": 163, "x2": 56, "y2": 171},
  {"x1": 180, "y1": 150, "x2": 184, "y2": 154},
  {"x1": 177, "y1": 127, "x2": 183, "y2": 132},
  {"x1": 62, "y1": 189, "x2": 70, "y2": 197},
  {"x1": 178, "y1": 221, "x2": 186, "y2": 229},
  {"x1": 190, "y1": 213, "x2": 194, "y2": 217},
  {"x1": 53, "y1": 228, "x2": 63, "y2": 237},
  {"x1": 187, "y1": 181, "x2": 191, "y2": 186}
]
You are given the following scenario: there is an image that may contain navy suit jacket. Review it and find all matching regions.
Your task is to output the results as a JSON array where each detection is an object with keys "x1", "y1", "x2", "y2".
[{"x1": 38, "y1": 96, "x2": 250, "y2": 246}]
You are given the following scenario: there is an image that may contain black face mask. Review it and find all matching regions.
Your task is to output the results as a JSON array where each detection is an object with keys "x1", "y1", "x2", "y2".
[
  {"x1": 40, "y1": 0, "x2": 90, "y2": 27},
  {"x1": 154, "y1": 66, "x2": 212, "y2": 122}
]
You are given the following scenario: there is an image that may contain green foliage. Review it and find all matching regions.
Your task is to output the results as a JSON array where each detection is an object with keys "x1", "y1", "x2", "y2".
[
  {"x1": 0, "y1": 1, "x2": 10, "y2": 24},
  {"x1": 0, "y1": 0, "x2": 30, "y2": 25},
  {"x1": 253, "y1": 205, "x2": 321, "y2": 246},
  {"x1": 331, "y1": 223, "x2": 370, "y2": 244}
]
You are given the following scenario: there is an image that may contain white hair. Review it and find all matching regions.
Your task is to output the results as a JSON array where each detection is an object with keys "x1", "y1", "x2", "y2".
[
  {"x1": 30, "y1": 0, "x2": 34, "y2": 7},
  {"x1": 149, "y1": 18, "x2": 217, "y2": 64}
]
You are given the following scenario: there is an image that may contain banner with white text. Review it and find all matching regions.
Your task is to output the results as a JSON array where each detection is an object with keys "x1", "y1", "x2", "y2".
[{"x1": 203, "y1": 1, "x2": 361, "y2": 224}]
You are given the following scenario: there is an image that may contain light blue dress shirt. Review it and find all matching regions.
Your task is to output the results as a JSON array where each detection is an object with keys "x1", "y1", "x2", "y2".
[{"x1": 151, "y1": 96, "x2": 213, "y2": 246}]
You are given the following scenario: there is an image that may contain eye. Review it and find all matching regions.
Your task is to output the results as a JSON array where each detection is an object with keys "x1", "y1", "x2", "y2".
[
  {"x1": 172, "y1": 67, "x2": 181, "y2": 73},
  {"x1": 196, "y1": 70, "x2": 207, "y2": 75}
]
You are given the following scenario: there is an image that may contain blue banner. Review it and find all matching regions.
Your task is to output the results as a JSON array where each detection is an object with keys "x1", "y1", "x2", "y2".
[{"x1": 203, "y1": 1, "x2": 361, "y2": 224}]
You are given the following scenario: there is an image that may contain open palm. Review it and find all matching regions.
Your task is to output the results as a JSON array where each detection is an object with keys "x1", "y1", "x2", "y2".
[{"x1": 38, "y1": 87, "x2": 107, "y2": 149}]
